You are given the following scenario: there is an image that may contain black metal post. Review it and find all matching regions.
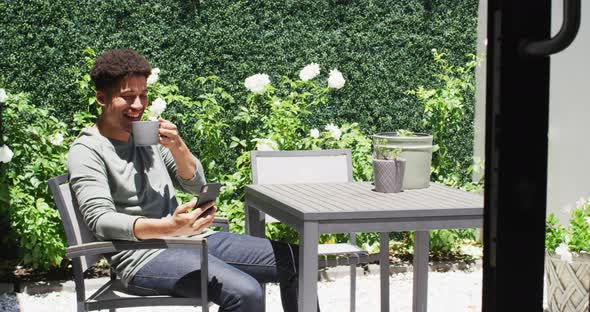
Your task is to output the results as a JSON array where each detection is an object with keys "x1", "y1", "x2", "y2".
[{"x1": 483, "y1": 0, "x2": 551, "y2": 311}]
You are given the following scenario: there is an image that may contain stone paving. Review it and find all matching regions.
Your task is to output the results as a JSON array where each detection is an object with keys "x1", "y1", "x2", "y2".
[{"x1": 4, "y1": 266, "x2": 486, "y2": 312}]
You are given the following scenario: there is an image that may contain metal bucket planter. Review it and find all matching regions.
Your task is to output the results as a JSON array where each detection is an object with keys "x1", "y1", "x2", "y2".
[
  {"x1": 545, "y1": 252, "x2": 590, "y2": 312},
  {"x1": 372, "y1": 132, "x2": 433, "y2": 189}
]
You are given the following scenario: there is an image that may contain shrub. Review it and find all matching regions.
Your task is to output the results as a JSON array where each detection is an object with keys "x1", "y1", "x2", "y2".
[
  {"x1": 211, "y1": 67, "x2": 375, "y2": 240},
  {"x1": 408, "y1": 49, "x2": 480, "y2": 186},
  {"x1": 0, "y1": 0, "x2": 479, "y2": 174},
  {"x1": 406, "y1": 50, "x2": 483, "y2": 255},
  {"x1": 3, "y1": 44, "x2": 484, "y2": 268},
  {"x1": 1, "y1": 91, "x2": 90, "y2": 269},
  {"x1": 546, "y1": 197, "x2": 590, "y2": 262}
]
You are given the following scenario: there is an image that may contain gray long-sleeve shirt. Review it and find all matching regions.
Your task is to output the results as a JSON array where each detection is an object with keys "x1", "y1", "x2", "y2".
[{"x1": 67, "y1": 126, "x2": 211, "y2": 286}]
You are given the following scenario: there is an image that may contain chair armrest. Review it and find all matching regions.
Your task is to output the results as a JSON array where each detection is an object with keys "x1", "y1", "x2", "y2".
[
  {"x1": 212, "y1": 217, "x2": 229, "y2": 232},
  {"x1": 66, "y1": 237, "x2": 207, "y2": 259},
  {"x1": 213, "y1": 217, "x2": 229, "y2": 224},
  {"x1": 67, "y1": 237, "x2": 210, "y2": 306}
]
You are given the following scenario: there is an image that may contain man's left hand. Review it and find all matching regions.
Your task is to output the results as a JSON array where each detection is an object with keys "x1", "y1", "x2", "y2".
[
  {"x1": 158, "y1": 118, "x2": 197, "y2": 180},
  {"x1": 158, "y1": 118, "x2": 184, "y2": 152}
]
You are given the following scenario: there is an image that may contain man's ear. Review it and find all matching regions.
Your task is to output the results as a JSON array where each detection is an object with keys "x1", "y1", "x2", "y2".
[{"x1": 95, "y1": 90, "x2": 109, "y2": 108}]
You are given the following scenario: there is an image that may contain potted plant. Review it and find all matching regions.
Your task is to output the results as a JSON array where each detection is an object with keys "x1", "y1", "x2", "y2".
[
  {"x1": 372, "y1": 146, "x2": 405, "y2": 193},
  {"x1": 545, "y1": 197, "x2": 590, "y2": 312},
  {"x1": 372, "y1": 129, "x2": 434, "y2": 189},
  {"x1": 132, "y1": 97, "x2": 167, "y2": 146}
]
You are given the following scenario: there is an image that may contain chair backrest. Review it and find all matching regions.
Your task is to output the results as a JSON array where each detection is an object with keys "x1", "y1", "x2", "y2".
[
  {"x1": 48, "y1": 174, "x2": 100, "y2": 272},
  {"x1": 251, "y1": 149, "x2": 353, "y2": 185}
]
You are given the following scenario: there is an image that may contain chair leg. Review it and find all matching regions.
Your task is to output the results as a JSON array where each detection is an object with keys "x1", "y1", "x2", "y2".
[
  {"x1": 73, "y1": 259, "x2": 86, "y2": 312},
  {"x1": 261, "y1": 283, "x2": 266, "y2": 312},
  {"x1": 110, "y1": 268, "x2": 117, "y2": 281},
  {"x1": 350, "y1": 262, "x2": 356, "y2": 312}
]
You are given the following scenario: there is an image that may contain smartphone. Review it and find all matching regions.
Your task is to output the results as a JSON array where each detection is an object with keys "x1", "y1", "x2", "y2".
[{"x1": 195, "y1": 183, "x2": 222, "y2": 212}]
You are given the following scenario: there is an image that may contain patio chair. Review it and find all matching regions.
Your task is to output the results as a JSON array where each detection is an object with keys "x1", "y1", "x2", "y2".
[
  {"x1": 49, "y1": 174, "x2": 229, "y2": 312},
  {"x1": 248, "y1": 149, "x2": 370, "y2": 312}
]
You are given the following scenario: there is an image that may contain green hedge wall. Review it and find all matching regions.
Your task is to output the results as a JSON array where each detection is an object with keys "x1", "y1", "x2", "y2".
[{"x1": 0, "y1": 0, "x2": 478, "y2": 166}]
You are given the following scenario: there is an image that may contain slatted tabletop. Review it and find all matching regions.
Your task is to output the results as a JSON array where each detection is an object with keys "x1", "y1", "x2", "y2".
[{"x1": 245, "y1": 182, "x2": 483, "y2": 221}]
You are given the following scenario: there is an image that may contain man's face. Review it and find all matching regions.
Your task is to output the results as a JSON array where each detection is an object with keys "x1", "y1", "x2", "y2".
[{"x1": 97, "y1": 75, "x2": 148, "y2": 138}]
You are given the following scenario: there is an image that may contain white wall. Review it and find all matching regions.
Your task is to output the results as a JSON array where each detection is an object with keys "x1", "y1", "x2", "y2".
[
  {"x1": 473, "y1": 0, "x2": 487, "y2": 183},
  {"x1": 547, "y1": 0, "x2": 590, "y2": 224}
]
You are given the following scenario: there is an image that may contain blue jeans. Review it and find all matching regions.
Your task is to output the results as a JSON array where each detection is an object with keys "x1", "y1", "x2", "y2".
[{"x1": 127, "y1": 232, "x2": 318, "y2": 312}]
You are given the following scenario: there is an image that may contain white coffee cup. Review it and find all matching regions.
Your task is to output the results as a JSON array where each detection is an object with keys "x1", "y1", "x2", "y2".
[{"x1": 131, "y1": 121, "x2": 160, "y2": 146}]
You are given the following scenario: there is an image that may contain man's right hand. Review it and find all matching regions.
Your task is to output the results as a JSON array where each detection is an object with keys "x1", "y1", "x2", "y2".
[
  {"x1": 167, "y1": 199, "x2": 216, "y2": 236},
  {"x1": 133, "y1": 199, "x2": 216, "y2": 240}
]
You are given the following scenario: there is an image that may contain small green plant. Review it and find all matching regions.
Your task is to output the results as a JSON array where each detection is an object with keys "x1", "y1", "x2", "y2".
[
  {"x1": 372, "y1": 130, "x2": 412, "y2": 161},
  {"x1": 375, "y1": 146, "x2": 403, "y2": 161},
  {"x1": 395, "y1": 129, "x2": 416, "y2": 137},
  {"x1": 546, "y1": 197, "x2": 590, "y2": 263},
  {"x1": 546, "y1": 213, "x2": 565, "y2": 253}
]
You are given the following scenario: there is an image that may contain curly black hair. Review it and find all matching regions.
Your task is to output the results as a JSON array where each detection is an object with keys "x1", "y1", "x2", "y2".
[{"x1": 90, "y1": 48, "x2": 152, "y2": 93}]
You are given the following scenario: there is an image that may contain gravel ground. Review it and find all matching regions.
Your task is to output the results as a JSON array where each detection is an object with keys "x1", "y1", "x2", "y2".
[{"x1": 1, "y1": 268, "x2": 484, "y2": 312}]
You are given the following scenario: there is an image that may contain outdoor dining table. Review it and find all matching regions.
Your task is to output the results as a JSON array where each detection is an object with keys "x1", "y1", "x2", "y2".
[{"x1": 244, "y1": 182, "x2": 484, "y2": 312}]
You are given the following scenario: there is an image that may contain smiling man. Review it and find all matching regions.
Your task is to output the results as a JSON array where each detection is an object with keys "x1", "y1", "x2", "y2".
[{"x1": 67, "y1": 48, "x2": 315, "y2": 312}]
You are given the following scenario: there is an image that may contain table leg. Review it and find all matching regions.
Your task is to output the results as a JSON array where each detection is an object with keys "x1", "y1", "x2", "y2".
[
  {"x1": 380, "y1": 232, "x2": 390, "y2": 312},
  {"x1": 413, "y1": 231, "x2": 429, "y2": 312},
  {"x1": 299, "y1": 221, "x2": 319, "y2": 312},
  {"x1": 244, "y1": 201, "x2": 267, "y2": 312},
  {"x1": 244, "y1": 202, "x2": 265, "y2": 238}
]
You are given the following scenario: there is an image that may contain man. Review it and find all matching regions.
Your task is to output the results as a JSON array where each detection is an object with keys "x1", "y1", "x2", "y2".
[{"x1": 68, "y1": 48, "x2": 308, "y2": 312}]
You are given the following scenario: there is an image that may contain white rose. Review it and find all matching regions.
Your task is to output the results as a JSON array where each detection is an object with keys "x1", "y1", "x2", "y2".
[
  {"x1": 148, "y1": 97, "x2": 167, "y2": 120},
  {"x1": 147, "y1": 75, "x2": 158, "y2": 85},
  {"x1": 586, "y1": 217, "x2": 590, "y2": 226},
  {"x1": 0, "y1": 89, "x2": 7, "y2": 103},
  {"x1": 575, "y1": 197, "x2": 587, "y2": 209},
  {"x1": 50, "y1": 132, "x2": 64, "y2": 146},
  {"x1": 310, "y1": 128, "x2": 320, "y2": 139},
  {"x1": 459, "y1": 245, "x2": 482, "y2": 258},
  {"x1": 273, "y1": 100, "x2": 281, "y2": 106},
  {"x1": 0, "y1": 145, "x2": 14, "y2": 163},
  {"x1": 327, "y1": 69, "x2": 345, "y2": 89},
  {"x1": 324, "y1": 123, "x2": 342, "y2": 140},
  {"x1": 244, "y1": 73, "x2": 271, "y2": 94},
  {"x1": 299, "y1": 63, "x2": 320, "y2": 81},
  {"x1": 256, "y1": 139, "x2": 278, "y2": 151},
  {"x1": 147, "y1": 68, "x2": 160, "y2": 85},
  {"x1": 555, "y1": 243, "x2": 573, "y2": 264}
]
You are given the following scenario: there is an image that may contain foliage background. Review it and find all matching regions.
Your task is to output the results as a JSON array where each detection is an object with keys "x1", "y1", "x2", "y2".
[
  {"x1": 0, "y1": 0, "x2": 481, "y2": 268},
  {"x1": 0, "y1": 0, "x2": 478, "y2": 173}
]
